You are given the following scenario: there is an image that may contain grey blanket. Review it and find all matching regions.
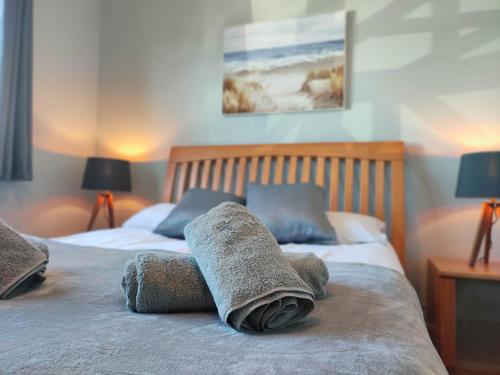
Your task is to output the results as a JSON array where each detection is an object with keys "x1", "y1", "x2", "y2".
[
  {"x1": 184, "y1": 202, "x2": 315, "y2": 331},
  {"x1": 0, "y1": 221, "x2": 49, "y2": 299},
  {"x1": 0, "y1": 240, "x2": 447, "y2": 374},
  {"x1": 122, "y1": 251, "x2": 329, "y2": 313}
]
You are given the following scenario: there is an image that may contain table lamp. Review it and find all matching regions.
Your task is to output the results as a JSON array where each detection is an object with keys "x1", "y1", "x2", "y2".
[
  {"x1": 456, "y1": 152, "x2": 500, "y2": 266},
  {"x1": 82, "y1": 157, "x2": 131, "y2": 231}
]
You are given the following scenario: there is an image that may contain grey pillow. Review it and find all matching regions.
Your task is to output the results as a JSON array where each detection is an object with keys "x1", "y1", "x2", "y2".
[
  {"x1": 154, "y1": 189, "x2": 245, "y2": 239},
  {"x1": 246, "y1": 183, "x2": 337, "y2": 244}
]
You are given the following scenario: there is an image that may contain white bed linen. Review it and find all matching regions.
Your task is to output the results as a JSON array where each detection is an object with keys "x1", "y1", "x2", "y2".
[{"x1": 53, "y1": 228, "x2": 404, "y2": 274}]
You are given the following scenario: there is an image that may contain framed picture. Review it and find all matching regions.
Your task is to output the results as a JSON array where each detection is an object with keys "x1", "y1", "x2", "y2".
[{"x1": 223, "y1": 11, "x2": 346, "y2": 115}]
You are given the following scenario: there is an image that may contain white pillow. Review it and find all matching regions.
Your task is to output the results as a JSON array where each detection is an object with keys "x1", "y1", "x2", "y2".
[
  {"x1": 122, "y1": 203, "x2": 387, "y2": 244},
  {"x1": 122, "y1": 203, "x2": 176, "y2": 231},
  {"x1": 326, "y1": 211, "x2": 387, "y2": 245}
]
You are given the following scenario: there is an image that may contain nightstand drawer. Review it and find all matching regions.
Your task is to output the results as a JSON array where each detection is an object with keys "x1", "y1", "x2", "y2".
[
  {"x1": 456, "y1": 279, "x2": 500, "y2": 371},
  {"x1": 428, "y1": 258, "x2": 500, "y2": 374}
]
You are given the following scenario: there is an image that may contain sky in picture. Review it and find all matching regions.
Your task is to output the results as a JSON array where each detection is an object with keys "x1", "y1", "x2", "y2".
[{"x1": 224, "y1": 12, "x2": 346, "y2": 53}]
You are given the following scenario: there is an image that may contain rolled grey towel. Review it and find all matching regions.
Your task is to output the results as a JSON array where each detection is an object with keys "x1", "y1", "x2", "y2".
[
  {"x1": 0, "y1": 221, "x2": 49, "y2": 299},
  {"x1": 122, "y1": 251, "x2": 215, "y2": 313},
  {"x1": 184, "y1": 202, "x2": 315, "y2": 332},
  {"x1": 121, "y1": 251, "x2": 328, "y2": 313}
]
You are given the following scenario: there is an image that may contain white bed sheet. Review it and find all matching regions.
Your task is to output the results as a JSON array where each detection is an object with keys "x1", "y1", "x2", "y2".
[{"x1": 53, "y1": 228, "x2": 404, "y2": 274}]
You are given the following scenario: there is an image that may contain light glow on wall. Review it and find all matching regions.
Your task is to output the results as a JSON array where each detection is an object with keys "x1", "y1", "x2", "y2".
[
  {"x1": 454, "y1": 129, "x2": 500, "y2": 151},
  {"x1": 106, "y1": 138, "x2": 159, "y2": 160},
  {"x1": 33, "y1": 118, "x2": 96, "y2": 157},
  {"x1": 97, "y1": 131, "x2": 175, "y2": 162}
]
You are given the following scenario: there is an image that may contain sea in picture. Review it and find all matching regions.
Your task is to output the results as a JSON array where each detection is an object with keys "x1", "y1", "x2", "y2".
[{"x1": 223, "y1": 12, "x2": 346, "y2": 115}]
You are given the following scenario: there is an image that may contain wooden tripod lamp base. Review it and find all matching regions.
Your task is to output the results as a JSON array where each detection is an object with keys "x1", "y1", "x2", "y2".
[
  {"x1": 469, "y1": 200, "x2": 498, "y2": 267},
  {"x1": 87, "y1": 192, "x2": 115, "y2": 231},
  {"x1": 81, "y1": 157, "x2": 131, "y2": 232}
]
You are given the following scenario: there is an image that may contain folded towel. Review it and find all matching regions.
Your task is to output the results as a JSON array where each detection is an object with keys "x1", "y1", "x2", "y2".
[
  {"x1": 17, "y1": 236, "x2": 50, "y2": 294},
  {"x1": 122, "y1": 251, "x2": 328, "y2": 313},
  {"x1": 184, "y1": 202, "x2": 315, "y2": 332},
  {"x1": 0, "y1": 221, "x2": 49, "y2": 299}
]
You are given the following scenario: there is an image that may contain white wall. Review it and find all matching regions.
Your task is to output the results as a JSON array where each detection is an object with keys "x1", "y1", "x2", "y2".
[
  {"x1": 96, "y1": 0, "x2": 500, "y2": 301},
  {"x1": 0, "y1": 0, "x2": 102, "y2": 236}
]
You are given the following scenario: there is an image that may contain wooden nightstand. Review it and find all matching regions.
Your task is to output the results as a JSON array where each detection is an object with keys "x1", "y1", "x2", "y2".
[{"x1": 428, "y1": 258, "x2": 500, "y2": 374}]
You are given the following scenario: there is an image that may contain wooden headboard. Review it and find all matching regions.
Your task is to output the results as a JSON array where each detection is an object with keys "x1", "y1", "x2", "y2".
[{"x1": 163, "y1": 142, "x2": 405, "y2": 266}]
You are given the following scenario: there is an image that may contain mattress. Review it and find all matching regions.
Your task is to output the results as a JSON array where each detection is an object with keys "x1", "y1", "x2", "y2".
[
  {"x1": 0, "y1": 239, "x2": 446, "y2": 374},
  {"x1": 53, "y1": 228, "x2": 404, "y2": 274}
]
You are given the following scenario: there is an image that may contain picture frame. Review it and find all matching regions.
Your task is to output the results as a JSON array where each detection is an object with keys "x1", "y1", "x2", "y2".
[{"x1": 223, "y1": 11, "x2": 346, "y2": 115}]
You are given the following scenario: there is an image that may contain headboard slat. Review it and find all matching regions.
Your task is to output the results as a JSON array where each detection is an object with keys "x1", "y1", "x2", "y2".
[
  {"x1": 344, "y1": 158, "x2": 354, "y2": 212},
  {"x1": 212, "y1": 159, "x2": 223, "y2": 191},
  {"x1": 301, "y1": 156, "x2": 311, "y2": 183},
  {"x1": 275, "y1": 156, "x2": 285, "y2": 184},
  {"x1": 375, "y1": 160, "x2": 385, "y2": 221},
  {"x1": 316, "y1": 157, "x2": 325, "y2": 187},
  {"x1": 176, "y1": 162, "x2": 189, "y2": 203},
  {"x1": 163, "y1": 142, "x2": 405, "y2": 267},
  {"x1": 249, "y1": 156, "x2": 259, "y2": 183},
  {"x1": 189, "y1": 161, "x2": 200, "y2": 189},
  {"x1": 235, "y1": 157, "x2": 247, "y2": 196},
  {"x1": 164, "y1": 162, "x2": 176, "y2": 203},
  {"x1": 329, "y1": 158, "x2": 340, "y2": 211},
  {"x1": 200, "y1": 160, "x2": 211, "y2": 189},
  {"x1": 288, "y1": 156, "x2": 297, "y2": 184},
  {"x1": 262, "y1": 156, "x2": 272, "y2": 185},
  {"x1": 360, "y1": 159, "x2": 370, "y2": 215},
  {"x1": 224, "y1": 158, "x2": 235, "y2": 192}
]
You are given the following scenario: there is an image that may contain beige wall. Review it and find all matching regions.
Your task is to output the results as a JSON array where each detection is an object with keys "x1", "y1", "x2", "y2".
[
  {"x1": 96, "y1": 0, "x2": 500, "y2": 301},
  {"x1": 0, "y1": 0, "x2": 102, "y2": 236}
]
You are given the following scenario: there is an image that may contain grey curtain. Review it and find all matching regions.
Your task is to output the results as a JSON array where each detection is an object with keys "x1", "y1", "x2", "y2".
[{"x1": 0, "y1": 0, "x2": 33, "y2": 181}]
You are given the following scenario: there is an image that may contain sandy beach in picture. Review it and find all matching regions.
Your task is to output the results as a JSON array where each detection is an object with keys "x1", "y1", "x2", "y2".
[{"x1": 223, "y1": 12, "x2": 346, "y2": 115}]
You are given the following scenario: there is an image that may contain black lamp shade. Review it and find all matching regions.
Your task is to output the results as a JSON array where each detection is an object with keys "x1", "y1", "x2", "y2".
[
  {"x1": 82, "y1": 157, "x2": 131, "y2": 192},
  {"x1": 456, "y1": 152, "x2": 500, "y2": 198}
]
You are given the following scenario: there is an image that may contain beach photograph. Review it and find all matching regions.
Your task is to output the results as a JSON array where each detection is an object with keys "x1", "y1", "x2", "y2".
[{"x1": 222, "y1": 11, "x2": 346, "y2": 115}]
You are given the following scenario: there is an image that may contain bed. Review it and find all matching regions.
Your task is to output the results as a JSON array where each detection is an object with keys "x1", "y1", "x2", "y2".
[{"x1": 0, "y1": 142, "x2": 447, "y2": 374}]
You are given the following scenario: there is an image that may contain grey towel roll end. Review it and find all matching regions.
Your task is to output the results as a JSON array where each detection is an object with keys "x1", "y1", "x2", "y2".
[{"x1": 185, "y1": 202, "x2": 316, "y2": 332}]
